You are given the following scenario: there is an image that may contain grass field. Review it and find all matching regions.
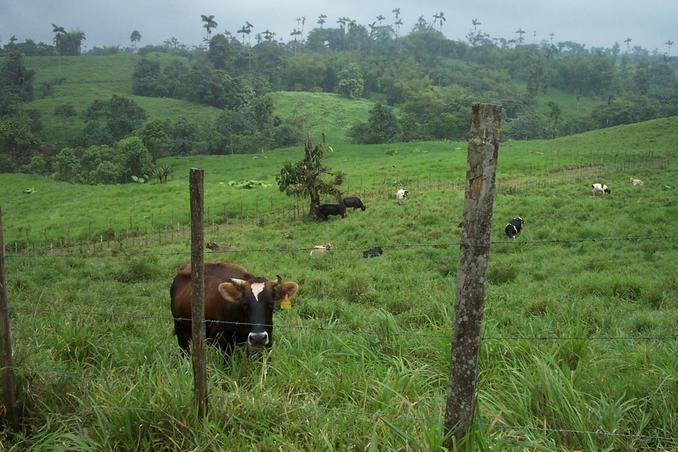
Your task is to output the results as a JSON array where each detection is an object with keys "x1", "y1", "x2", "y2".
[
  {"x1": 21, "y1": 54, "x2": 374, "y2": 147},
  {"x1": 1, "y1": 117, "x2": 676, "y2": 449}
]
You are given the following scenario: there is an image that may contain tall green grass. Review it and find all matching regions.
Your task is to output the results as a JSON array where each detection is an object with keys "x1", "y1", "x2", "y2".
[{"x1": 1, "y1": 118, "x2": 677, "y2": 449}]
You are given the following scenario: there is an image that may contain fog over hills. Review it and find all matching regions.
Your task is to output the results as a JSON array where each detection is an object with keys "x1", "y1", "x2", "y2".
[{"x1": 1, "y1": 0, "x2": 676, "y2": 53}]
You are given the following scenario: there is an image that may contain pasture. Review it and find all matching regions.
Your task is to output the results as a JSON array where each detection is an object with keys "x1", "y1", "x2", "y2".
[{"x1": 1, "y1": 118, "x2": 677, "y2": 449}]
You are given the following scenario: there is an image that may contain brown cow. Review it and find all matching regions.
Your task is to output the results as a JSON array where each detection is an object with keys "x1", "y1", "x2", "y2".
[{"x1": 170, "y1": 262, "x2": 298, "y2": 356}]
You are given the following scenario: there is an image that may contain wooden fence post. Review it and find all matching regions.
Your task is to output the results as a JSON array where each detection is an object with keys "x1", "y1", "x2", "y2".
[
  {"x1": 0, "y1": 208, "x2": 18, "y2": 429},
  {"x1": 444, "y1": 104, "x2": 501, "y2": 449},
  {"x1": 189, "y1": 169, "x2": 208, "y2": 418}
]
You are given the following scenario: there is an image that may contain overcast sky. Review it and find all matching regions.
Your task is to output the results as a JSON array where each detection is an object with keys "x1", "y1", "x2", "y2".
[{"x1": 1, "y1": 0, "x2": 676, "y2": 54}]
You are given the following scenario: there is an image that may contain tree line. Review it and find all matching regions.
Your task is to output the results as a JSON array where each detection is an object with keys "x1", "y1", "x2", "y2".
[{"x1": 1, "y1": 13, "x2": 677, "y2": 184}]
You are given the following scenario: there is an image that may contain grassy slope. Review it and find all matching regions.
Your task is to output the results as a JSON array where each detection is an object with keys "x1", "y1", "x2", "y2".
[
  {"x1": 22, "y1": 54, "x2": 373, "y2": 147},
  {"x1": 1, "y1": 117, "x2": 676, "y2": 245},
  {"x1": 1, "y1": 118, "x2": 677, "y2": 449}
]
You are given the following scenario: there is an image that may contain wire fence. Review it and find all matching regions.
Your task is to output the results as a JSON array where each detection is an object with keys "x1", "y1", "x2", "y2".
[
  {"x1": 3, "y1": 150, "x2": 673, "y2": 254},
  {"x1": 8, "y1": 303, "x2": 678, "y2": 344},
  {"x1": 4, "y1": 234, "x2": 678, "y2": 259},
  {"x1": 2, "y1": 152, "x2": 676, "y2": 446},
  {"x1": 5, "y1": 366, "x2": 677, "y2": 446}
]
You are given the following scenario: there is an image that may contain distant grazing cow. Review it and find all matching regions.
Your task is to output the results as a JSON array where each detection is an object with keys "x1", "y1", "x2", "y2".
[
  {"x1": 318, "y1": 203, "x2": 346, "y2": 220},
  {"x1": 629, "y1": 178, "x2": 644, "y2": 186},
  {"x1": 342, "y1": 196, "x2": 366, "y2": 211},
  {"x1": 363, "y1": 246, "x2": 384, "y2": 258},
  {"x1": 170, "y1": 262, "x2": 298, "y2": 356},
  {"x1": 396, "y1": 189, "x2": 409, "y2": 205},
  {"x1": 309, "y1": 243, "x2": 333, "y2": 255},
  {"x1": 592, "y1": 183, "x2": 611, "y2": 196},
  {"x1": 504, "y1": 217, "x2": 524, "y2": 239}
]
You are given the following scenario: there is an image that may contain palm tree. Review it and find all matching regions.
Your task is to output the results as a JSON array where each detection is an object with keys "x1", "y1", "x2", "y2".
[
  {"x1": 200, "y1": 15, "x2": 217, "y2": 43},
  {"x1": 392, "y1": 8, "x2": 402, "y2": 37},
  {"x1": 130, "y1": 30, "x2": 141, "y2": 49},
  {"x1": 433, "y1": 11, "x2": 446, "y2": 32},
  {"x1": 549, "y1": 32, "x2": 555, "y2": 43},
  {"x1": 515, "y1": 28, "x2": 526, "y2": 45},
  {"x1": 237, "y1": 22, "x2": 253, "y2": 45},
  {"x1": 624, "y1": 37, "x2": 632, "y2": 51},
  {"x1": 471, "y1": 18, "x2": 481, "y2": 32},
  {"x1": 376, "y1": 14, "x2": 385, "y2": 26},
  {"x1": 263, "y1": 29, "x2": 275, "y2": 42},
  {"x1": 317, "y1": 14, "x2": 327, "y2": 28},
  {"x1": 665, "y1": 40, "x2": 674, "y2": 55}
]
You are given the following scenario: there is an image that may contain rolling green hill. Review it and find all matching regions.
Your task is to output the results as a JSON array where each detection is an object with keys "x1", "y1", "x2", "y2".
[
  {"x1": 1, "y1": 117, "x2": 676, "y2": 449},
  {"x1": 22, "y1": 54, "x2": 374, "y2": 146},
  {"x1": 1, "y1": 117, "x2": 676, "y2": 245}
]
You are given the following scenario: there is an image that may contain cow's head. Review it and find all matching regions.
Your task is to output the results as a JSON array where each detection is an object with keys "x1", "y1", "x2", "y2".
[{"x1": 217, "y1": 276, "x2": 298, "y2": 351}]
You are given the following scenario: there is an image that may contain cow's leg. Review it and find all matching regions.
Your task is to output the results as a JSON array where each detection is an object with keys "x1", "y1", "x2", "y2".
[{"x1": 174, "y1": 321, "x2": 191, "y2": 355}]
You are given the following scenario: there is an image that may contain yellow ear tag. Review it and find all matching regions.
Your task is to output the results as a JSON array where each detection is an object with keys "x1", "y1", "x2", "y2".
[{"x1": 280, "y1": 294, "x2": 292, "y2": 310}]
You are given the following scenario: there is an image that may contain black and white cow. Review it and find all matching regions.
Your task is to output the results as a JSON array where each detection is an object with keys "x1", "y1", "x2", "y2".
[
  {"x1": 396, "y1": 189, "x2": 409, "y2": 205},
  {"x1": 591, "y1": 183, "x2": 611, "y2": 196},
  {"x1": 504, "y1": 217, "x2": 524, "y2": 239}
]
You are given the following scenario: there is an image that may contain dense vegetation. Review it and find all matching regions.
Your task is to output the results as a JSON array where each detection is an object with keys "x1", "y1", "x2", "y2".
[
  {"x1": 0, "y1": 118, "x2": 676, "y2": 449},
  {"x1": 1, "y1": 16, "x2": 677, "y2": 183}
]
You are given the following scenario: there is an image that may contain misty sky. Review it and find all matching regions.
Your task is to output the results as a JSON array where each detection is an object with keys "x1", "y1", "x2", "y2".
[{"x1": 1, "y1": 0, "x2": 676, "y2": 53}]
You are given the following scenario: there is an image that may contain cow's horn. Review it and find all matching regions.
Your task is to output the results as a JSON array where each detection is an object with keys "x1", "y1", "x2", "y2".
[
  {"x1": 271, "y1": 275, "x2": 282, "y2": 287},
  {"x1": 230, "y1": 278, "x2": 247, "y2": 286}
]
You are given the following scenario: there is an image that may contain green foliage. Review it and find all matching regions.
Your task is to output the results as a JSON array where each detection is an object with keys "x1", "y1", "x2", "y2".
[
  {"x1": 53, "y1": 29, "x2": 86, "y2": 56},
  {"x1": 116, "y1": 136, "x2": 154, "y2": 182},
  {"x1": 0, "y1": 52, "x2": 35, "y2": 101},
  {"x1": 349, "y1": 102, "x2": 401, "y2": 144},
  {"x1": 336, "y1": 63, "x2": 364, "y2": 99},
  {"x1": 53, "y1": 103, "x2": 77, "y2": 117},
  {"x1": 84, "y1": 95, "x2": 147, "y2": 142},
  {"x1": 277, "y1": 140, "x2": 343, "y2": 218},
  {"x1": 2, "y1": 117, "x2": 677, "y2": 449}
]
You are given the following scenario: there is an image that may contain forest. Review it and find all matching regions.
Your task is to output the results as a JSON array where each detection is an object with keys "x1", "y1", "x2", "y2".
[{"x1": 1, "y1": 14, "x2": 677, "y2": 184}]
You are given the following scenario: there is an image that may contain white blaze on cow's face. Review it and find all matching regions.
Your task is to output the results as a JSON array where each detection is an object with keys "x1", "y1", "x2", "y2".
[{"x1": 250, "y1": 282, "x2": 265, "y2": 301}]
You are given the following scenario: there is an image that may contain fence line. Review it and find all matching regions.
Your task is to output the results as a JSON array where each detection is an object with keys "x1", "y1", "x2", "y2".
[
  {"x1": 3, "y1": 151, "x2": 673, "y2": 254},
  {"x1": 4, "y1": 234, "x2": 678, "y2": 259},
  {"x1": 4, "y1": 366, "x2": 677, "y2": 445},
  {"x1": 493, "y1": 424, "x2": 678, "y2": 443},
  {"x1": 7, "y1": 304, "x2": 677, "y2": 344},
  {"x1": 7, "y1": 361, "x2": 678, "y2": 444}
]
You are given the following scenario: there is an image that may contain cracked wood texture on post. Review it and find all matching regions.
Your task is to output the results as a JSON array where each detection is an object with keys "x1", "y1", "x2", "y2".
[
  {"x1": 189, "y1": 168, "x2": 208, "y2": 418},
  {"x1": 444, "y1": 104, "x2": 501, "y2": 449}
]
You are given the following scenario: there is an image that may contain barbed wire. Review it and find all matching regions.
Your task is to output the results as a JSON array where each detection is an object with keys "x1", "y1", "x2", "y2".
[
  {"x1": 5, "y1": 234, "x2": 678, "y2": 259},
  {"x1": 6, "y1": 365, "x2": 678, "y2": 445},
  {"x1": 8, "y1": 305, "x2": 677, "y2": 343},
  {"x1": 3, "y1": 152, "x2": 673, "y2": 254},
  {"x1": 493, "y1": 424, "x2": 678, "y2": 443}
]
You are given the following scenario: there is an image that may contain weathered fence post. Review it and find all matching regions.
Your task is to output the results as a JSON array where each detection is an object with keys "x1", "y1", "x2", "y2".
[
  {"x1": 444, "y1": 104, "x2": 501, "y2": 449},
  {"x1": 0, "y1": 208, "x2": 18, "y2": 429},
  {"x1": 189, "y1": 169, "x2": 208, "y2": 418}
]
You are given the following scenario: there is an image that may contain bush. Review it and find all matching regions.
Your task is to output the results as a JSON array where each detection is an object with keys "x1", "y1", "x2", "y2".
[{"x1": 54, "y1": 104, "x2": 77, "y2": 117}]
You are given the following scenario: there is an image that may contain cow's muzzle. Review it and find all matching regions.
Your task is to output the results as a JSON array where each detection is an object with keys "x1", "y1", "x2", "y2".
[{"x1": 247, "y1": 331, "x2": 270, "y2": 349}]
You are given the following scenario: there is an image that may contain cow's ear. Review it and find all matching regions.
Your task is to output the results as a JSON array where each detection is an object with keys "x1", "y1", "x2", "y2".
[
  {"x1": 218, "y1": 282, "x2": 243, "y2": 304},
  {"x1": 275, "y1": 282, "x2": 299, "y2": 300}
]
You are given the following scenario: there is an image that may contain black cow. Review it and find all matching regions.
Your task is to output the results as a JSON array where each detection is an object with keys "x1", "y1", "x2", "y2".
[
  {"x1": 342, "y1": 196, "x2": 366, "y2": 211},
  {"x1": 363, "y1": 246, "x2": 384, "y2": 258},
  {"x1": 504, "y1": 217, "x2": 524, "y2": 239},
  {"x1": 318, "y1": 203, "x2": 346, "y2": 220},
  {"x1": 170, "y1": 262, "x2": 298, "y2": 356}
]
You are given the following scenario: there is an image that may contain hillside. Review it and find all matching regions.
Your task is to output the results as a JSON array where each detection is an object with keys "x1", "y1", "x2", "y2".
[
  {"x1": 1, "y1": 117, "x2": 676, "y2": 246},
  {"x1": 22, "y1": 54, "x2": 374, "y2": 146},
  {"x1": 1, "y1": 116, "x2": 676, "y2": 449},
  {"x1": 18, "y1": 53, "x2": 608, "y2": 148}
]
